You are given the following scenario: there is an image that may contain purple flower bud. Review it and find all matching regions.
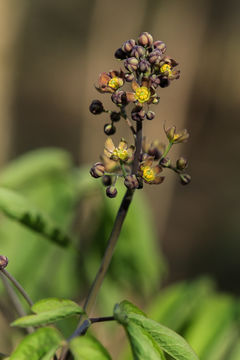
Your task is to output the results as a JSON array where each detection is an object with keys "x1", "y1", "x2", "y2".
[
  {"x1": 131, "y1": 45, "x2": 145, "y2": 59},
  {"x1": 139, "y1": 59, "x2": 151, "y2": 73},
  {"x1": 149, "y1": 49, "x2": 162, "y2": 64},
  {"x1": 138, "y1": 32, "x2": 153, "y2": 47},
  {"x1": 102, "y1": 175, "x2": 112, "y2": 186},
  {"x1": 111, "y1": 91, "x2": 128, "y2": 106},
  {"x1": 104, "y1": 123, "x2": 116, "y2": 135},
  {"x1": 106, "y1": 186, "x2": 118, "y2": 198},
  {"x1": 114, "y1": 48, "x2": 127, "y2": 60},
  {"x1": 122, "y1": 39, "x2": 136, "y2": 53},
  {"x1": 131, "y1": 106, "x2": 146, "y2": 121},
  {"x1": 124, "y1": 57, "x2": 139, "y2": 72},
  {"x1": 125, "y1": 73, "x2": 135, "y2": 82},
  {"x1": 176, "y1": 157, "x2": 188, "y2": 170},
  {"x1": 89, "y1": 100, "x2": 104, "y2": 115},
  {"x1": 124, "y1": 175, "x2": 139, "y2": 190},
  {"x1": 90, "y1": 162, "x2": 105, "y2": 178},
  {"x1": 153, "y1": 40, "x2": 167, "y2": 53},
  {"x1": 0, "y1": 255, "x2": 8, "y2": 269},
  {"x1": 149, "y1": 75, "x2": 160, "y2": 88},
  {"x1": 160, "y1": 157, "x2": 171, "y2": 167},
  {"x1": 146, "y1": 111, "x2": 155, "y2": 120}
]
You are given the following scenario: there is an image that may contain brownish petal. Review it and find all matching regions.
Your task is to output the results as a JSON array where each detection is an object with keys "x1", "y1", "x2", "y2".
[
  {"x1": 142, "y1": 78, "x2": 150, "y2": 87},
  {"x1": 104, "y1": 137, "x2": 115, "y2": 156},
  {"x1": 100, "y1": 155, "x2": 119, "y2": 172},
  {"x1": 153, "y1": 165, "x2": 163, "y2": 175},
  {"x1": 141, "y1": 156, "x2": 154, "y2": 168},
  {"x1": 131, "y1": 79, "x2": 139, "y2": 91},
  {"x1": 99, "y1": 72, "x2": 111, "y2": 87},
  {"x1": 118, "y1": 138, "x2": 128, "y2": 150},
  {"x1": 150, "y1": 176, "x2": 165, "y2": 185},
  {"x1": 126, "y1": 91, "x2": 136, "y2": 102}
]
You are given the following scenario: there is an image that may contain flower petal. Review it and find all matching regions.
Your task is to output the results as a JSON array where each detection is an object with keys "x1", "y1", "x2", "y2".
[
  {"x1": 104, "y1": 137, "x2": 115, "y2": 157},
  {"x1": 126, "y1": 92, "x2": 136, "y2": 102},
  {"x1": 118, "y1": 138, "x2": 128, "y2": 150},
  {"x1": 99, "y1": 72, "x2": 111, "y2": 86},
  {"x1": 131, "y1": 79, "x2": 139, "y2": 91}
]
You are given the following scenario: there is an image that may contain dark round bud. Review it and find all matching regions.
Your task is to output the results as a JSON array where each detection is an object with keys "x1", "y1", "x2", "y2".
[
  {"x1": 102, "y1": 175, "x2": 112, "y2": 186},
  {"x1": 111, "y1": 91, "x2": 128, "y2": 106},
  {"x1": 138, "y1": 32, "x2": 153, "y2": 47},
  {"x1": 90, "y1": 162, "x2": 105, "y2": 178},
  {"x1": 124, "y1": 175, "x2": 139, "y2": 190},
  {"x1": 146, "y1": 111, "x2": 155, "y2": 120},
  {"x1": 149, "y1": 49, "x2": 162, "y2": 64},
  {"x1": 104, "y1": 123, "x2": 116, "y2": 135},
  {"x1": 176, "y1": 157, "x2": 188, "y2": 170},
  {"x1": 139, "y1": 59, "x2": 151, "y2": 73},
  {"x1": 0, "y1": 255, "x2": 8, "y2": 269},
  {"x1": 122, "y1": 39, "x2": 136, "y2": 53},
  {"x1": 89, "y1": 100, "x2": 104, "y2": 115},
  {"x1": 114, "y1": 48, "x2": 127, "y2": 60},
  {"x1": 110, "y1": 111, "x2": 121, "y2": 122},
  {"x1": 125, "y1": 73, "x2": 135, "y2": 82},
  {"x1": 160, "y1": 157, "x2": 170, "y2": 167},
  {"x1": 131, "y1": 106, "x2": 146, "y2": 121},
  {"x1": 106, "y1": 186, "x2": 117, "y2": 198},
  {"x1": 153, "y1": 40, "x2": 167, "y2": 53},
  {"x1": 124, "y1": 57, "x2": 139, "y2": 72},
  {"x1": 159, "y1": 78, "x2": 170, "y2": 88},
  {"x1": 131, "y1": 45, "x2": 145, "y2": 59},
  {"x1": 148, "y1": 148, "x2": 161, "y2": 160},
  {"x1": 180, "y1": 174, "x2": 191, "y2": 185}
]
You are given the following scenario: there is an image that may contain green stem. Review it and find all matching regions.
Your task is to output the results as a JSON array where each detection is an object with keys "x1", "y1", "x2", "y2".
[
  {"x1": 120, "y1": 161, "x2": 127, "y2": 177},
  {"x1": 160, "y1": 141, "x2": 173, "y2": 161}
]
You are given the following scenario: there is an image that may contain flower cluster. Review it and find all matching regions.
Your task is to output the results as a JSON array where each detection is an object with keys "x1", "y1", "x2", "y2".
[{"x1": 89, "y1": 32, "x2": 190, "y2": 197}]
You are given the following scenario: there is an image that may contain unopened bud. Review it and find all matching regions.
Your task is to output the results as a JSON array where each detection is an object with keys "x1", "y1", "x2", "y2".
[
  {"x1": 110, "y1": 111, "x2": 121, "y2": 122},
  {"x1": 111, "y1": 91, "x2": 128, "y2": 106},
  {"x1": 102, "y1": 175, "x2": 112, "y2": 186},
  {"x1": 149, "y1": 75, "x2": 160, "y2": 88},
  {"x1": 160, "y1": 157, "x2": 170, "y2": 167},
  {"x1": 104, "y1": 123, "x2": 116, "y2": 135},
  {"x1": 159, "y1": 78, "x2": 170, "y2": 88},
  {"x1": 138, "y1": 32, "x2": 153, "y2": 47},
  {"x1": 139, "y1": 59, "x2": 151, "y2": 73},
  {"x1": 180, "y1": 174, "x2": 191, "y2": 185},
  {"x1": 131, "y1": 106, "x2": 146, "y2": 121},
  {"x1": 124, "y1": 175, "x2": 139, "y2": 190},
  {"x1": 165, "y1": 126, "x2": 176, "y2": 142},
  {"x1": 124, "y1": 57, "x2": 139, "y2": 72},
  {"x1": 0, "y1": 255, "x2": 8, "y2": 270},
  {"x1": 149, "y1": 49, "x2": 162, "y2": 64},
  {"x1": 131, "y1": 45, "x2": 145, "y2": 59},
  {"x1": 106, "y1": 186, "x2": 117, "y2": 198},
  {"x1": 90, "y1": 162, "x2": 105, "y2": 178},
  {"x1": 176, "y1": 157, "x2": 188, "y2": 170},
  {"x1": 153, "y1": 40, "x2": 167, "y2": 53},
  {"x1": 125, "y1": 73, "x2": 135, "y2": 82},
  {"x1": 114, "y1": 48, "x2": 127, "y2": 60},
  {"x1": 152, "y1": 96, "x2": 160, "y2": 104},
  {"x1": 89, "y1": 100, "x2": 104, "y2": 115},
  {"x1": 122, "y1": 39, "x2": 136, "y2": 53},
  {"x1": 146, "y1": 111, "x2": 155, "y2": 120}
]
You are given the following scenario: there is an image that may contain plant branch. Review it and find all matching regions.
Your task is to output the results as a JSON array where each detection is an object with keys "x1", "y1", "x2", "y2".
[{"x1": 1, "y1": 269, "x2": 33, "y2": 307}]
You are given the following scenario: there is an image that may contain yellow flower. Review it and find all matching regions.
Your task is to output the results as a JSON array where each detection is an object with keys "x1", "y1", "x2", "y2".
[
  {"x1": 164, "y1": 126, "x2": 189, "y2": 144},
  {"x1": 139, "y1": 157, "x2": 164, "y2": 185},
  {"x1": 126, "y1": 79, "x2": 155, "y2": 105},
  {"x1": 96, "y1": 70, "x2": 125, "y2": 93},
  {"x1": 104, "y1": 138, "x2": 135, "y2": 163}
]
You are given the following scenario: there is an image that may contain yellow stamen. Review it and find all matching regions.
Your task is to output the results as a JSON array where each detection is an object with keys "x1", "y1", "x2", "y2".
[
  {"x1": 108, "y1": 77, "x2": 123, "y2": 90},
  {"x1": 142, "y1": 166, "x2": 155, "y2": 182},
  {"x1": 113, "y1": 148, "x2": 129, "y2": 161},
  {"x1": 135, "y1": 86, "x2": 151, "y2": 103},
  {"x1": 160, "y1": 64, "x2": 172, "y2": 76}
]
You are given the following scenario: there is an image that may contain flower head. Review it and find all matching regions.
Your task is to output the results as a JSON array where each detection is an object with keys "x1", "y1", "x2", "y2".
[
  {"x1": 126, "y1": 79, "x2": 156, "y2": 105},
  {"x1": 96, "y1": 70, "x2": 125, "y2": 93},
  {"x1": 165, "y1": 126, "x2": 189, "y2": 144},
  {"x1": 139, "y1": 157, "x2": 164, "y2": 184},
  {"x1": 104, "y1": 138, "x2": 134, "y2": 163}
]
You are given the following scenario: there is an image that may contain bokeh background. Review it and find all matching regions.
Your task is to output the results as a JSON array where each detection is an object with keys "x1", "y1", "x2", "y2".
[{"x1": 0, "y1": 0, "x2": 240, "y2": 358}]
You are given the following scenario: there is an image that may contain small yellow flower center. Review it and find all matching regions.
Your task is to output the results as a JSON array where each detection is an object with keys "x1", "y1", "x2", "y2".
[
  {"x1": 142, "y1": 166, "x2": 155, "y2": 182},
  {"x1": 108, "y1": 77, "x2": 123, "y2": 90},
  {"x1": 160, "y1": 64, "x2": 172, "y2": 75},
  {"x1": 113, "y1": 148, "x2": 128, "y2": 161},
  {"x1": 173, "y1": 134, "x2": 180, "y2": 141},
  {"x1": 135, "y1": 86, "x2": 151, "y2": 103}
]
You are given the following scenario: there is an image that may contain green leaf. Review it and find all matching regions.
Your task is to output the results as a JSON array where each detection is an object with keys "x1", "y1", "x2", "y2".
[
  {"x1": 0, "y1": 187, "x2": 71, "y2": 246},
  {"x1": 11, "y1": 298, "x2": 84, "y2": 327},
  {"x1": 114, "y1": 300, "x2": 199, "y2": 360},
  {"x1": 70, "y1": 334, "x2": 112, "y2": 359},
  {"x1": 9, "y1": 327, "x2": 62, "y2": 360}
]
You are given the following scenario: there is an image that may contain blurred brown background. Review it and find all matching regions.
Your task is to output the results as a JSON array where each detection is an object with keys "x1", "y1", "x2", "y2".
[{"x1": 1, "y1": 0, "x2": 240, "y2": 299}]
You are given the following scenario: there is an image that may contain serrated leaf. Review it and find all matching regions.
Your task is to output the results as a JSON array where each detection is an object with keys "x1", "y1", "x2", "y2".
[
  {"x1": 0, "y1": 187, "x2": 71, "y2": 246},
  {"x1": 9, "y1": 327, "x2": 62, "y2": 360},
  {"x1": 11, "y1": 298, "x2": 84, "y2": 327},
  {"x1": 114, "y1": 300, "x2": 199, "y2": 360},
  {"x1": 70, "y1": 335, "x2": 112, "y2": 359}
]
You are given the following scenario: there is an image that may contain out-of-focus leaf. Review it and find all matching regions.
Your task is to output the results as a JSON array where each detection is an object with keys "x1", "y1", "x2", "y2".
[
  {"x1": 148, "y1": 278, "x2": 214, "y2": 332},
  {"x1": 9, "y1": 327, "x2": 62, "y2": 360},
  {"x1": 11, "y1": 298, "x2": 84, "y2": 327},
  {"x1": 229, "y1": 341, "x2": 240, "y2": 360},
  {"x1": 0, "y1": 187, "x2": 71, "y2": 246},
  {"x1": 70, "y1": 335, "x2": 112, "y2": 359},
  {"x1": 114, "y1": 300, "x2": 199, "y2": 360},
  {"x1": 0, "y1": 148, "x2": 72, "y2": 190},
  {"x1": 184, "y1": 295, "x2": 236, "y2": 359}
]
